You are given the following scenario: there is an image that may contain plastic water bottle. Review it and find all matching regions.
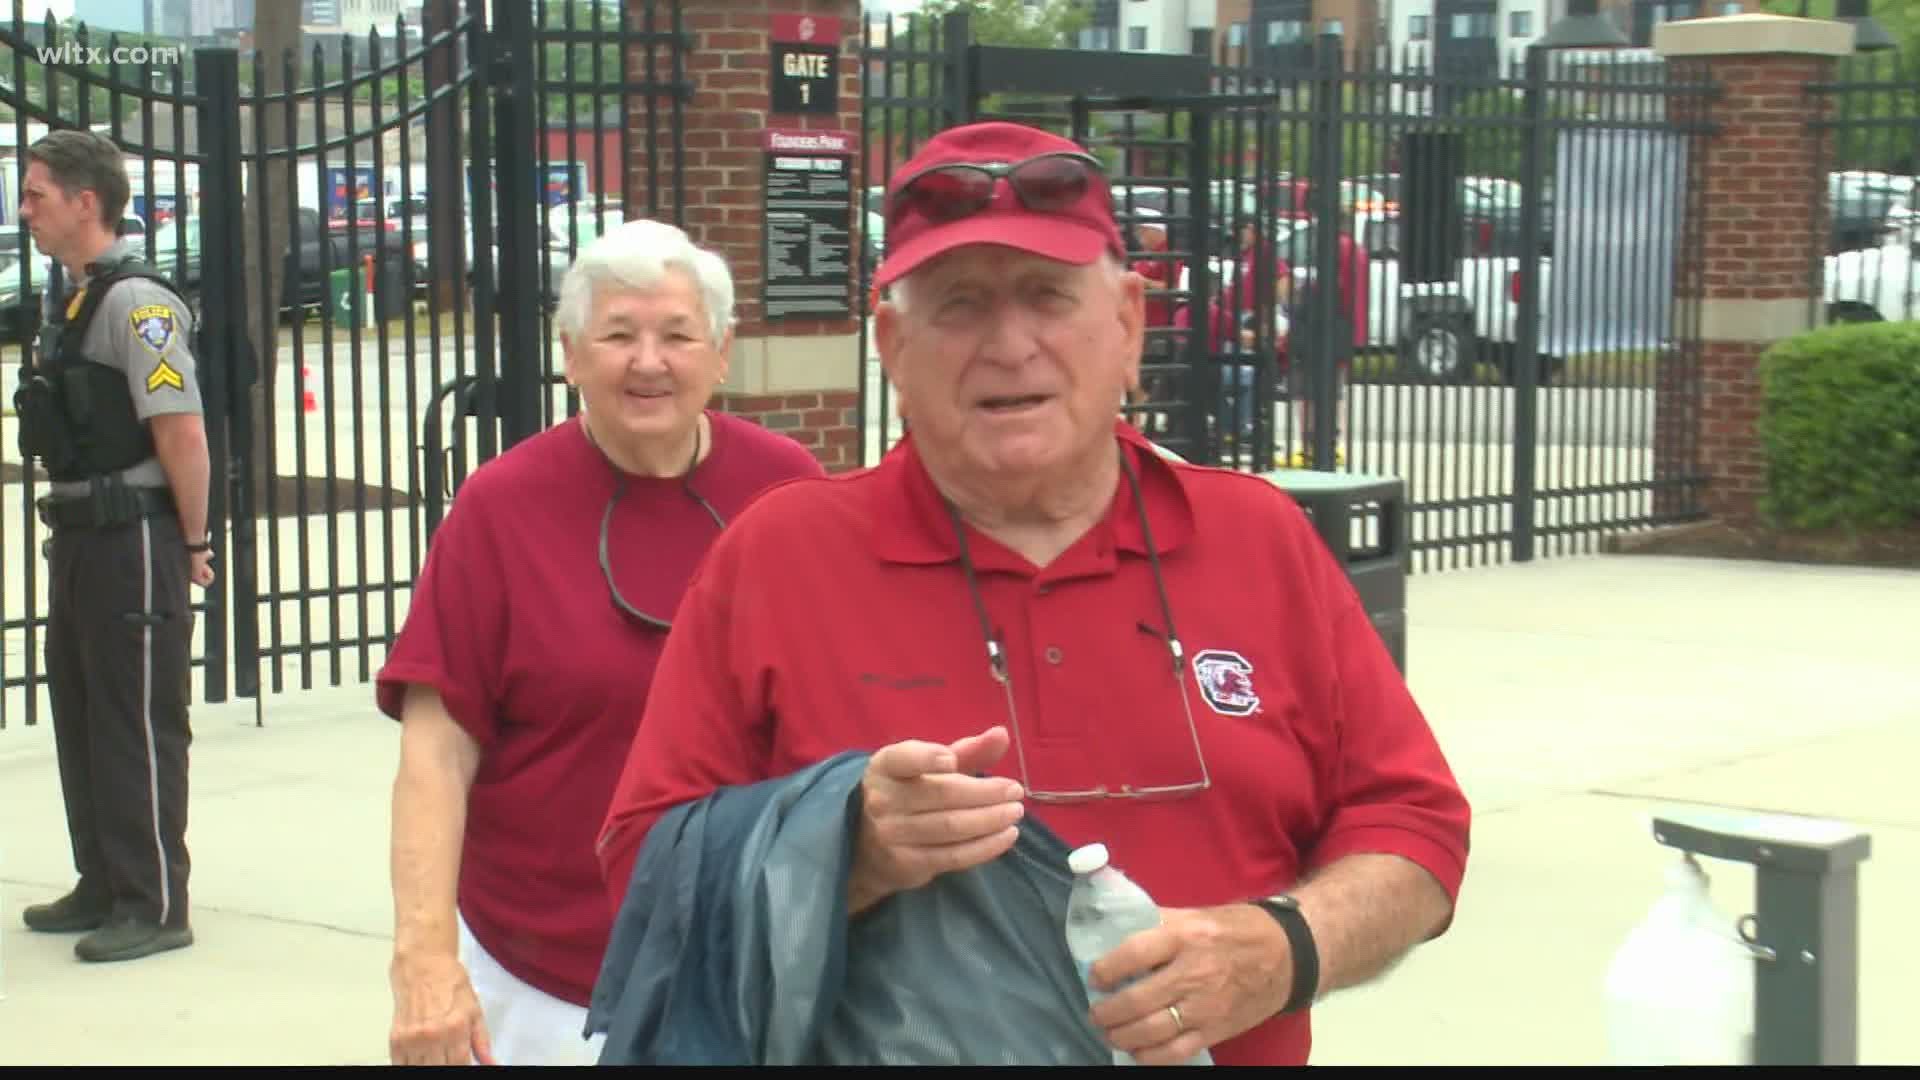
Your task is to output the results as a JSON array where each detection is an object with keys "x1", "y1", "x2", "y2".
[
  {"x1": 1603, "y1": 852, "x2": 1755, "y2": 1065},
  {"x1": 1065, "y1": 843, "x2": 1213, "y2": 1066}
]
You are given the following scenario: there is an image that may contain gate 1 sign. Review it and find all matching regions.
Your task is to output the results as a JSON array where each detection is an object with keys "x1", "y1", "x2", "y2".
[
  {"x1": 762, "y1": 128, "x2": 854, "y2": 320},
  {"x1": 770, "y1": 14, "x2": 839, "y2": 115}
]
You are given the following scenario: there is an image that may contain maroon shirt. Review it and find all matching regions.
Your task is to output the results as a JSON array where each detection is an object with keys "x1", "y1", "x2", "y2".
[
  {"x1": 599, "y1": 420, "x2": 1471, "y2": 1064},
  {"x1": 375, "y1": 411, "x2": 824, "y2": 1006}
]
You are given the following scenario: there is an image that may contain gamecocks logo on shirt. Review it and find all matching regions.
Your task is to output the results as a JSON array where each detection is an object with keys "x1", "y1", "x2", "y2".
[{"x1": 1191, "y1": 649, "x2": 1260, "y2": 717}]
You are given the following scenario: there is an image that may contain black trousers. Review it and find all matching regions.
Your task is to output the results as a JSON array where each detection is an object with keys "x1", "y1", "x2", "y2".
[{"x1": 45, "y1": 512, "x2": 193, "y2": 929}]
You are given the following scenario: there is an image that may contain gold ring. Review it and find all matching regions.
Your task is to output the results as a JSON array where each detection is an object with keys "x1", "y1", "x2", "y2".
[{"x1": 1167, "y1": 1004, "x2": 1185, "y2": 1034}]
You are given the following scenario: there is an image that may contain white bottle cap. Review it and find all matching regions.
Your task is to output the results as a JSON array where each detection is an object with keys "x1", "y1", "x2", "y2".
[{"x1": 1068, "y1": 843, "x2": 1110, "y2": 876}]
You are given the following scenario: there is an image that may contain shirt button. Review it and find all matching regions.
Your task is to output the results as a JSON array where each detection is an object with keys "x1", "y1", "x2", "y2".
[
  {"x1": 1045, "y1": 646, "x2": 1064, "y2": 665},
  {"x1": 1037, "y1": 584, "x2": 1052, "y2": 596}
]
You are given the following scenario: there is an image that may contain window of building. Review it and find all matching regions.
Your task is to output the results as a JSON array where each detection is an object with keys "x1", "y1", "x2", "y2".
[
  {"x1": 1128, "y1": 25, "x2": 1148, "y2": 49},
  {"x1": 1324, "y1": 17, "x2": 1344, "y2": 35},
  {"x1": 1510, "y1": 10, "x2": 1533, "y2": 35},
  {"x1": 1266, "y1": 18, "x2": 1304, "y2": 44},
  {"x1": 1408, "y1": 14, "x2": 1429, "y2": 40},
  {"x1": 1228, "y1": 22, "x2": 1247, "y2": 46},
  {"x1": 1079, "y1": 26, "x2": 1117, "y2": 49},
  {"x1": 1451, "y1": 12, "x2": 1495, "y2": 38},
  {"x1": 1719, "y1": 0, "x2": 1741, "y2": 11}
]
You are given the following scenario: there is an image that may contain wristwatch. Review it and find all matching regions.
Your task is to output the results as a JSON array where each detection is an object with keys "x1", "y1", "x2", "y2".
[
  {"x1": 185, "y1": 538, "x2": 213, "y2": 555},
  {"x1": 1251, "y1": 894, "x2": 1319, "y2": 1015}
]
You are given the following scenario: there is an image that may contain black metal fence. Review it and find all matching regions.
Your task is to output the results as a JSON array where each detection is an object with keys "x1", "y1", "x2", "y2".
[
  {"x1": 1806, "y1": 49, "x2": 1919, "y2": 328},
  {"x1": 0, "y1": 0, "x2": 688, "y2": 728},
  {"x1": 858, "y1": 16, "x2": 1716, "y2": 574}
]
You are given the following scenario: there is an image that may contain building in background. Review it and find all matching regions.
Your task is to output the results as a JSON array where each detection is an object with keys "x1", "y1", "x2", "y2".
[
  {"x1": 73, "y1": 0, "x2": 143, "y2": 34},
  {"x1": 75, "y1": 0, "x2": 239, "y2": 38}
]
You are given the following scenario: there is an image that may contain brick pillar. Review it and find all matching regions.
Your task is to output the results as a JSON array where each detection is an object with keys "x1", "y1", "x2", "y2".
[
  {"x1": 1652, "y1": 14, "x2": 1851, "y2": 524},
  {"x1": 627, "y1": 0, "x2": 865, "y2": 472}
]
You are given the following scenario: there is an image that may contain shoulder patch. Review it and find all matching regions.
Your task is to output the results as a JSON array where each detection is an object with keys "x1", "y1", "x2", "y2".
[
  {"x1": 130, "y1": 304, "x2": 177, "y2": 356},
  {"x1": 145, "y1": 358, "x2": 185, "y2": 394}
]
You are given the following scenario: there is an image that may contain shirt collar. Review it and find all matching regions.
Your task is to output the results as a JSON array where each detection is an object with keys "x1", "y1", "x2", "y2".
[
  {"x1": 869, "y1": 419, "x2": 1197, "y2": 569},
  {"x1": 75, "y1": 238, "x2": 136, "y2": 288}
]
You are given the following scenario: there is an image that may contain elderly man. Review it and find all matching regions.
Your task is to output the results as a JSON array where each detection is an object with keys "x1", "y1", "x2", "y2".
[{"x1": 595, "y1": 121, "x2": 1470, "y2": 1066}]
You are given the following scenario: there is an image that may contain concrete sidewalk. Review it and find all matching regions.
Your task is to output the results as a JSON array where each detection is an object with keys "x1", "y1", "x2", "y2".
[{"x1": 0, "y1": 553, "x2": 1915, "y2": 1065}]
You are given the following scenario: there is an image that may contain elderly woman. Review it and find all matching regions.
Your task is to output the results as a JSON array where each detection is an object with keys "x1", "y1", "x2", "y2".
[{"x1": 376, "y1": 219, "x2": 824, "y2": 1066}]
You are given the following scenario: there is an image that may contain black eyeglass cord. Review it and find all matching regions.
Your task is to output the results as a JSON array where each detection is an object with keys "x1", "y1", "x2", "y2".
[
  {"x1": 588, "y1": 417, "x2": 725, "y2": 630},
  {"x1": 944, "y1": 445, "x2": 1185, "y2": 683}
]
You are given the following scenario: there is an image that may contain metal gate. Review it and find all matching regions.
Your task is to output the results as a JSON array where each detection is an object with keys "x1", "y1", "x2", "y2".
[
  {"x1": 859, "y1": 14, "x2": 1716, "y2": 574},
  {"x1": 0, "y1": 0, "x2": 687, "y2": 727}
]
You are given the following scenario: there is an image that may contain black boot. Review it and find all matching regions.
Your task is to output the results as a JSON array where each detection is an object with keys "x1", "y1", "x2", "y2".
[
  {"x1": 22, "y1": 885, "x2": 112, "y2": 933},
  {"x1": 74, "y1": 916, "x2": 194, "y2": 963}
]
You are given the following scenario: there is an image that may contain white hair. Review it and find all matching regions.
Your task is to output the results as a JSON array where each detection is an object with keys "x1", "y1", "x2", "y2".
[
  {"x1": 888, "y1": 250, "x2": 1128, "y2": 314},
  {"x1": 554, "y1": 218, "x2": 735, "y2": 343}
]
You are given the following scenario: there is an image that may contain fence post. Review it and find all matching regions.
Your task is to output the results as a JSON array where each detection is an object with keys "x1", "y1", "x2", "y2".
[
  {"x1": 942, "y1": 9, "x2": 974, "y2": 124},
  {"x1": 1307, "y1": 30, "x2": 1345, "y2": 472},
  {"x1": 1651, "y1": 14, "x2": 1851, "y2": 526},
  {"x1": 491, "y1": 0, "x2": 543, "y2": 450},
  {"x1": 1185, "y1": 102, "x2": 1216, "y2": 465},
  {"x1": 194, "y1": 46, "x2": 246, "y2": 705},
  {"x1": 1510, "y1": 45, "x2": 1549, "y2": 562}
]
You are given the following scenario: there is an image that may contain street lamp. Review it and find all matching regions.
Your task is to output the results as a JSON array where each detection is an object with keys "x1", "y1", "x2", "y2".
[
  {"x1": 1535, "y1": 0, "x2": 1630, "y2": 49},
  {"x1": 1830, "y1": 0, "x2": 1897, "y2": 51}
]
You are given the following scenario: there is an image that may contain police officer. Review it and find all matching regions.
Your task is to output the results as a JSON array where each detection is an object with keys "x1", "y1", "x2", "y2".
[{"x1": 14, "y1": 130, "x2": 213, "y2": 963}]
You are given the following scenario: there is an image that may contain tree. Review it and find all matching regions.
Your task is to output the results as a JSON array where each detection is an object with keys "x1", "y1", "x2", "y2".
[
  {"x1": 540, "y1": 0, "x2": 624, "y2": 122},
  {"x1": 915, "y1": 0, "x2": 1091, "y2": 49},
  {"x1": 241, "y1": 0, "x2": 302, "y2": 502},
  {"x1": 1756, "y1": 0, "x2": 1920, "y2": 173}
]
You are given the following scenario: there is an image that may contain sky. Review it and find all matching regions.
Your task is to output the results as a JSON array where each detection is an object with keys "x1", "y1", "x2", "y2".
[{"x1": 18, "y1": 0, "x2": 71, "y2": 20}]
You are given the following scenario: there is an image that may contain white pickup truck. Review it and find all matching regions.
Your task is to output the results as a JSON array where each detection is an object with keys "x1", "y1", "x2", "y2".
[
  {"x1": 1187, "y1": 211, "x2": 1550, "y2": 385},
  {"x1": 1825, "y1": 238, "x2": 1917, "y2": 323}
]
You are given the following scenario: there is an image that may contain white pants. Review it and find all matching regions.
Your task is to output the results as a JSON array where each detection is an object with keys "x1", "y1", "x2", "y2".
[{"x1": 457, "y1": 912, "x2": 608, "y2": 1066}]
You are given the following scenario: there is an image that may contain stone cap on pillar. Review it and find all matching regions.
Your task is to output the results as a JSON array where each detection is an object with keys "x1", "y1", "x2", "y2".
[{"x1": 1653, "y1": 12, "x2": 1855, "y2": 58}]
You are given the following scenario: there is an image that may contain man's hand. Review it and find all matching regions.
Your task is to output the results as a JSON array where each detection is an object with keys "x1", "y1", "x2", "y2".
[
  {"x1": 1086, "y1": 904, "x2": 1292, "y2": 1066},
  {"x1": 847, "y1": 725, "x2": 1026, "y2": 915},
  {"x1": 388, "y1": 950, "x2": 497, "y2": 1066},
  {"x1": 188, "y1": 549, "x2": 214, "y2": 588}
]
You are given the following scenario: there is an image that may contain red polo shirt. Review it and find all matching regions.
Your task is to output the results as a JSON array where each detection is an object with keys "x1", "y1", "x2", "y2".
[
  {"x1": 376, "y1": 412, "x2": 824, "y2": 1008},
  {"x1": 597, "y1": 420, "x2": 1470, "y2": 1065}
]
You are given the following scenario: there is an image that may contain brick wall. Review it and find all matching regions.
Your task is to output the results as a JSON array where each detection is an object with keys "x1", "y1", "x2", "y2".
[
  {"x1": 1669, "y1": 56, "x2": 1832, "y2": 306},
  {"x1": 625, "y1": 0, "x2": 866, "y2": 473},
  {"x1": 1657, "y1": 51, "x2": 1837, "y2": 524},
  {"x1": 625, "y1": 0, "x2": 863, "y2": 341},
  {"x1": 1693, "y1": 341, "x2": 1771, "y2": 522},
  {"x1": 724, "y1": 390, "x2": 863, "y2": 471}
]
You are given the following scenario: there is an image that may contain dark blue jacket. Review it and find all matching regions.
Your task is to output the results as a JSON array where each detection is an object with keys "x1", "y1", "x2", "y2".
[{"x1": 585, "y1": 751, "x2": 1113, "y2": 1066}]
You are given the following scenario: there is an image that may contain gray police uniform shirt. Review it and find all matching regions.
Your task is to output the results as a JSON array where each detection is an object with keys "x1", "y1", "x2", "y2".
[{"x1": 47, "y1": 238, "x2": 202, "y2": 498}]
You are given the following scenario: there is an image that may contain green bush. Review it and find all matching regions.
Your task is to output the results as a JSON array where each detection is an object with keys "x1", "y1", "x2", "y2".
[{"x1": 1758, "y1": 321, "x2": 1920, "y2": 531}]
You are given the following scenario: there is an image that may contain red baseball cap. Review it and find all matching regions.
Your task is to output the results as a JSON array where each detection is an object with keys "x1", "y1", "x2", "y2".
[{"x1": 872, "y1": 121, "x2": 1127, "y2": 291}]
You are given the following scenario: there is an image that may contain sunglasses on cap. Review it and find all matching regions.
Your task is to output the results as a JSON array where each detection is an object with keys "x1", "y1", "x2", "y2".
[{"x1": 889, "y1": 150, "x2": 1106, "y2": 228}]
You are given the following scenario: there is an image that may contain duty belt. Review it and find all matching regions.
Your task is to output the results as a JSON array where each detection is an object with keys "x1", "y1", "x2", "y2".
[{"x1": 35, "y1": 484, "x2": 177, "y2": 531}]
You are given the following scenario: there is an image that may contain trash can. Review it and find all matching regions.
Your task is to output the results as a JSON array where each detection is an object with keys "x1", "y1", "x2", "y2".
[
  {"x1": 1261, "y1": 468, "x2": 1408, "y2": 673},
  {"x1": 371, "y1": 250, "x2": 413, "y2": 321},
  {"x1": 324, "y1": 266, "x2": 361, "y2": 327}
]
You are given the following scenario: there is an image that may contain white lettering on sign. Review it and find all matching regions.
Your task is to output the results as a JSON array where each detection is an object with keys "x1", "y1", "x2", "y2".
[
  {"x1": 765, "y1": 130, "x2": 854, "y2": 154},
  {"x1": 782, "y1": 52, "x2": 831, "y2": 79}
]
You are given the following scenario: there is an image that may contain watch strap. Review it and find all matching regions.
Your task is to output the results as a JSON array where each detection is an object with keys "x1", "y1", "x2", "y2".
[{"x1": 1253, "y1": 896, "x2": 1319, "y2": 1014}]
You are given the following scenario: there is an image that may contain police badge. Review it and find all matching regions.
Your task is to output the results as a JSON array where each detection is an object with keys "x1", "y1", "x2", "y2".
[{"x1": 130, "y1": 304, "x2": 176, "y2": 356}]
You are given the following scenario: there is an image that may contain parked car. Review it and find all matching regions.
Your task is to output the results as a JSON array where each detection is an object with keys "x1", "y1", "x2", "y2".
[
  {"x1": 1825, "y1": 234, "x2": 1917, "y2": 323},
  {"x1": 284, "y1": 205, "x2": 416, "y2": 310}
]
